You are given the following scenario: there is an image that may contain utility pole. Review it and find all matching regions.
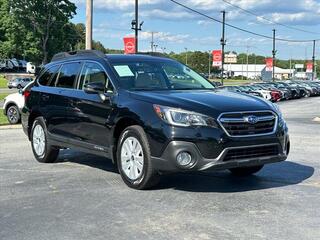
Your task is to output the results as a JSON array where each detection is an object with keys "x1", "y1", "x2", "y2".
[
  {"x1": 312, "y1": 40, "x2": 316, "y2": 80},
  {"x1": 272, "y1": 29, "x2": 276, "y2": 82},
  {"x1": 131, "y1": 0, "x2": 143, "y2": 53},
  {"x1": 135, "y1": 0, "x2": 139, "y2": 53},
  {"x1": 151, "y1": 32, "x2": 155, "y2": 52},
  {"x1": 85, "y1": 0, "x2": 93, "y2": 50},
  {"x1": 154, "y1": 44, "x2": 158, "y2": 52},
  {"x1": 185, "y1": 48, "x2": 188, "y2": 65},
  {"x1": 221, "y1": 11, "x2": 226, "y2": 85}
]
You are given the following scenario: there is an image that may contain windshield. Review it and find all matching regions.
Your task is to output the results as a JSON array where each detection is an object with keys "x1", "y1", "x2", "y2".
[{"x1": 110, "y1": 60, "x2": 215, "y2": 91}]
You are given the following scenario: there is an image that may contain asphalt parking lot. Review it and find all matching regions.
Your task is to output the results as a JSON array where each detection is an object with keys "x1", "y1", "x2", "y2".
[{"x1": 0, "y1": 98, "x2": 319, "y2": 240}]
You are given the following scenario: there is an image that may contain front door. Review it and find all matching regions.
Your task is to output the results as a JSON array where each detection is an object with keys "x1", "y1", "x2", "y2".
[{"x1": 66, "y1": 62, "x2": 114, "y2": 149}]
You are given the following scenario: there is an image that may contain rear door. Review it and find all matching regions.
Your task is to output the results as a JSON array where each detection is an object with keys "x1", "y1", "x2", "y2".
[
  {"x1": 37, "y1": 65, "x2": 63, "y2": 135},
  {"x1": 51, "y1": 62, "x2": 82, "y2": 138}
]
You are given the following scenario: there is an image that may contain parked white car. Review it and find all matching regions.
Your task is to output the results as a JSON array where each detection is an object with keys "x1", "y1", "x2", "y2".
[
  {"x1": 240, "y1": 86, "x2": 272, "y2": 101},
  {"x1": 254, "y1": 89, "x2": 272, "y2": 101},
  {"x1": 3, "y1": 91, "x2": 25, "y2": 124},
  {"x1": 0, "y1": 59, "x2": 14, "y2": 71}
]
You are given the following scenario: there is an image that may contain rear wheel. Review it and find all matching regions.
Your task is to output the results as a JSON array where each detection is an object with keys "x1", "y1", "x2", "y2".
[
  {"x1": 31, "y1": 117, "x2": 59, "y2": 163},
  {"x1": 117, "y1": 125, "x2": 159, "y2": 190},
  {"x1": 229, "y1": 165, "x2": 264, "y2": 176},
  {"x1": 6, "y1": 105, "x2": 20, "y2": 124}
]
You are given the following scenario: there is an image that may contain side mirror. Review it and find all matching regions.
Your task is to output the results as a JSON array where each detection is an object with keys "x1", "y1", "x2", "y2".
[{"x1": 84, "y1": 82, "x2": 105, "y2": 94}]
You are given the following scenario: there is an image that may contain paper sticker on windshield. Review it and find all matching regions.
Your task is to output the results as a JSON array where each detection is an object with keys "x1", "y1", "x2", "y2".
[{"x1": 114, "y1": 65, "x2": 134, "y2": 77}]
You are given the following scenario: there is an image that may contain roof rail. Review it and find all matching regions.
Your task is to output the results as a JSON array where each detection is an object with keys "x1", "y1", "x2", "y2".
[{"x1": 51, "y1": 50, "x2": 105, "y2": 62}]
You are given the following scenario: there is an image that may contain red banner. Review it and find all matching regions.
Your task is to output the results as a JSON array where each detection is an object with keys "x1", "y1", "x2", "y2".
[
  {"x1": 306, "y1": 62, "x2": 313, "y2": 73},
  {"x1": 212, "y1": 50, "x2": 222, "y2": 67},
  {"x1": 265, "y1": 58, "x2": 273, "y2": 72},
  {"x1": 123, "y1": 37, "x2": 136, "y2": 54}
]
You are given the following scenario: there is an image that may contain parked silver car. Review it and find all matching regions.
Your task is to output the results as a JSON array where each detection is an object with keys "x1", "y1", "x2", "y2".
[{"x1": 7, "y1": 78, "x2": 33, "y2": 89}]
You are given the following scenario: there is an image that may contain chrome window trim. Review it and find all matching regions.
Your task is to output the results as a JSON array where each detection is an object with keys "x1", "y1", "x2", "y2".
[{"x1": 217, "y1": 110, "x2": 278, "y2": 138}]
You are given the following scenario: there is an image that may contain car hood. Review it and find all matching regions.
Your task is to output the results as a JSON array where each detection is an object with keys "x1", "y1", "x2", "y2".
[{"x1": 129, "y1": 89, "x2": 274, "y2": 117}]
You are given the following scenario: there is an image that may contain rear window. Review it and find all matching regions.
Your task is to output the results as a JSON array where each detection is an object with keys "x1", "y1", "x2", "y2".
[
  {"x1": 38, "y1": 65, "x2": 60, "y2": 86},
  {"x1": 56, "y1": 62, "x2": 81, "y2": 89}
]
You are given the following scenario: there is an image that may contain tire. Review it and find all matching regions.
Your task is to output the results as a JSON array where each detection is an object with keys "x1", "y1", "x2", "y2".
[
  {"x1": 31, "y1": 117, "x2": 59, "y2": 163},
  {"x1": 6, "y1": 105, "x2": 20, "y2": 124},
  {"x1": 229, "y1": 165, "x2": 264, "y2": 176},
  {"x1": 306, "y1": 91, "x2": 311, "y2": 97},
  {"x1": 117, "y1": 125, "x2": 159, "y2": 190}
]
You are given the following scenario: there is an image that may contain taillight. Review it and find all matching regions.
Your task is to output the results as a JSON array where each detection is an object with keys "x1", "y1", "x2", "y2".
[{"x1": 24, "y1": 90, "x2": 31, "y2": 101}]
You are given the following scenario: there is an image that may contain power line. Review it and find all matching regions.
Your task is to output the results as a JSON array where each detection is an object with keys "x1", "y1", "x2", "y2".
[
  {"x1": 169, "y1": 0, "x2": 320, "y2": 43},
  {"x1": 221, "y1": 0, "x2": 320, "y2": 35}
]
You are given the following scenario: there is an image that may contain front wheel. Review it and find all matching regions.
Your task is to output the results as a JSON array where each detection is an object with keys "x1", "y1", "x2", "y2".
[
  {"x1": 31, "y1": 117, "x2": 59, "y2": 163},
  {"x1": 117, "y1": 125, "x2": 159, "y2": 190},
  {"x1": 229, "y1": 165, "x2": 264, "y2": 176}
]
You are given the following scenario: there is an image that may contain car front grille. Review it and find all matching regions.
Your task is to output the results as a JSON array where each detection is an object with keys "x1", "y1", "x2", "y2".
[
  {"x1": 218, "y1": 111, "x2": 277, "y2": 137},
  {"x1": 223, "y1": 145, "x2": 279, "y2": 162}
]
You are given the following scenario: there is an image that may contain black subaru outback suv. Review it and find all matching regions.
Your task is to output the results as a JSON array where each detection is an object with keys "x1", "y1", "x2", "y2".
[{"x1": 22, "y1": 50, "x2": 290, "y2": 189}]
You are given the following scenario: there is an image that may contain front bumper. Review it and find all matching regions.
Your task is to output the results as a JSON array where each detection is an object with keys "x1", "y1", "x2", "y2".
[
  {"x1": 151, "y1": 123, "x2": 290, "y2": 172},
  {"x1": 151, "y1": 140, "x2": 289, "y2": 172}
]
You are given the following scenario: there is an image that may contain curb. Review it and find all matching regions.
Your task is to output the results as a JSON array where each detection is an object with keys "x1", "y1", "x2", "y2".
[{"x1": 0, "y1": 124, "x2": 22, "y2": 130}]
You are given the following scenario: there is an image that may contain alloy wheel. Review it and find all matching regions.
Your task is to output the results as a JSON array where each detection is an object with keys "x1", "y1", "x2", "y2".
[
  {"x1": 7, "y1": 107, "x2": 19, "y2": 123},
  {"x1": 32, "y1": 125, "x2": 46, "y2": 157},
  {"x1": 120, "y1": 137, "x2": 144, "y2": 180}
]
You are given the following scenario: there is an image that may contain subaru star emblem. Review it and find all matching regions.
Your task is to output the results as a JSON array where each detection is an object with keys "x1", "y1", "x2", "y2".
[{"x1": 244, "y1": 115, "x2": 259, "y2": 124}]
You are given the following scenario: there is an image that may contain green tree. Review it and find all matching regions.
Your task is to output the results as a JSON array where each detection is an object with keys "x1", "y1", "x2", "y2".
[{"x1": 10, "y1": 0, "x2": 77, "y2": 64}]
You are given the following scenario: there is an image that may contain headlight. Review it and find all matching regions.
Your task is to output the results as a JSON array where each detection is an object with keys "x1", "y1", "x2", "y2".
[
  {"x1": 153, "y1": 105, "x2": 217, "y2": 128},
  {"x1": 272, "y1": 103, "x2": 286, "y2": 127}
]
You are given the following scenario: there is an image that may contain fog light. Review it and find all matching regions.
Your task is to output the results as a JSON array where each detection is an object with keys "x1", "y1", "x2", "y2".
[{"x1": 176, "y1": 152, "x2": 192, "y2": 166}]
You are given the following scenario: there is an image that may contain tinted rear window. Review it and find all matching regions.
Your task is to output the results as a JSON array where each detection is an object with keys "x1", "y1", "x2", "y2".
[
  {"x1": 56, "y1": 62, "x2": 81, "y2": 89},
  {"x1": 38, "y1": 65, "x2": 60, "y2": 86}
]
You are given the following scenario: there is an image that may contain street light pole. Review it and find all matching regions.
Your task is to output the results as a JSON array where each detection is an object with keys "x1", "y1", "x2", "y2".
[
  {"x1": 246, "y1": 45, "x2": 249, "y2": 80},
  {"x1": 131, "y1": 0, "x2": 143, "y2": 53},
  {"x1": 220, "y1": 10, "x2": 226, "y2": 85},
  {"x1": 135, "y1": 0, "x2": 139, "y2": 53},
  {"x1": 85, "y1": 0, "x2": 93, "y2": 50},
  {"x1": 312, "y1": 40, "x2": 316, "y2": 80},
  {"x1": 272, "y1": 29, "x2": 276, "y2": 82},
  {"x1": 185, "y1": 48, "x2": 188, "y2": 65}
]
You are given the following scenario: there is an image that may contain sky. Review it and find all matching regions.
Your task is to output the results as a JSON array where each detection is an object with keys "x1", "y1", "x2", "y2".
[{"x1": 71, "y1": 0, "x2": 320, "y2": 60}]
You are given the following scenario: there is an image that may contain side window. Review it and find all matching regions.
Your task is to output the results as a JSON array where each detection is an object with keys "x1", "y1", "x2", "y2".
[
  {"x1": 38, "y1": 65, "x2": 60, "y2": 86},
  {"x1": 56, "y1": 62, "x2": 81, "y2": 89},
  {"x1": 79, "y1": 62, "x2": 112, "y2": 91},
  {"x1": 39, "y1": 66, "x2": 59, "y2": 86}
]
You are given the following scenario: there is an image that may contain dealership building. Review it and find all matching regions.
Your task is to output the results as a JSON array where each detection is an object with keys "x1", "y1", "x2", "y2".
[{"x1": 224, "y1": 64, "x2": 295, "y2": 80}]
